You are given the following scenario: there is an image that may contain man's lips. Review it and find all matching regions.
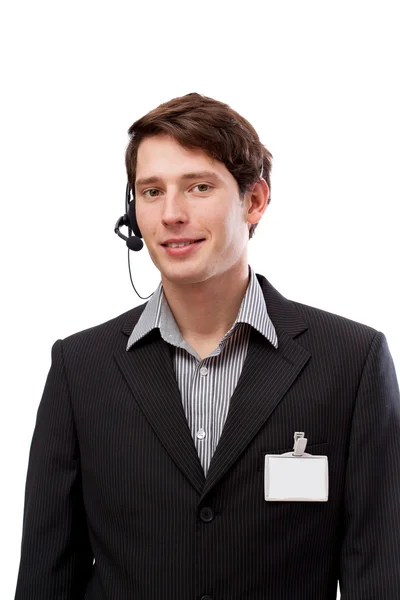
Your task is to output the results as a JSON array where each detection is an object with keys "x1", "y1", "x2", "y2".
[
  {"x1": 161, "y1": 239, "x2": 205, "y2": 246},
  {"x1": 161, "y1": 239, "x2": 206, "y2": 255}
]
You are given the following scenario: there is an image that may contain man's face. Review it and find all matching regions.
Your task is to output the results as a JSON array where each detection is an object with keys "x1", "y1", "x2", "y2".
[{"x1": 134, "y1": 133, "x2": 252, "y2": 287}]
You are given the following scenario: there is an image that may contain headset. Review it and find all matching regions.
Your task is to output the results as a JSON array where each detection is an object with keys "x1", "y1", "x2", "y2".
[
  {"x1": 114, "y1": 183, "x2": 152, "y2": 299},
  {"x1": 114, "y1": 183, "x2": 144, "y2": 253},
  {"x1": 114, "y1": 163, "x2": 264, "y2": 299}
]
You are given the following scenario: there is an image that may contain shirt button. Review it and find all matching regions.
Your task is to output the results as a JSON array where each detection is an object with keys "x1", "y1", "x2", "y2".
[
  {"x1": 196, "y1": 429, "x2": 206, "y2": 440},
  {"x1": 200, "y1": 366, "x2": 208, "y2": 376},
  {"x1": 199, "y1": 507, "x2": 214, "y2": 522}
]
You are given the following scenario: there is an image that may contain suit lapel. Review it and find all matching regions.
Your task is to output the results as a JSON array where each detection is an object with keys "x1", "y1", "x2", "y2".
[
  {"x1": 113, "y1": 330, "x2": 206, "y2": 494},
  {"x1": 114, "y1": 274, "x2": 310, "y2": 497},
  {"x1": 201, "y1": 327, "x2": 310, "y2": 498}
]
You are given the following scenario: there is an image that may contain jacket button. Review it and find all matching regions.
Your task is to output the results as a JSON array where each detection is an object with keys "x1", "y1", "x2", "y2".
[
  {"x1": 200, "y1": 596, "x2": 213, "y2": 600},
  {"x1": 199, "y1": 507, "x2": 214, "y2": 522}
]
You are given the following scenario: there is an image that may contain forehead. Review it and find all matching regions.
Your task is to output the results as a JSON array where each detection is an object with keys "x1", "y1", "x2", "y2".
[{"x1": 136, "y1": 134, "x2": 222, "y2": 176}]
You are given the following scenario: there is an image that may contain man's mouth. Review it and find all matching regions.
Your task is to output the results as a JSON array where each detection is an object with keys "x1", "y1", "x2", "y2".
[{"x1": 163, "y1": 239, "x2": 205, "y2": 248}]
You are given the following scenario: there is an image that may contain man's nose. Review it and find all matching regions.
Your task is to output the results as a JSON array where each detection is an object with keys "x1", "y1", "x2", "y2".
[{"x1": 161, "y1": 192, "x2": 189, "y2": 225}]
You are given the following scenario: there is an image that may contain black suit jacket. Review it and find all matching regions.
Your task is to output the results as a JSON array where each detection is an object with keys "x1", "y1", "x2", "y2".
[{"x1": 14, "y1": 273, "x2": 400, "y2": 600}]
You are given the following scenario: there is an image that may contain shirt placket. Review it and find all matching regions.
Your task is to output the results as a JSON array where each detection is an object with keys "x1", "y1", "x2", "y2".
[{"x1": 193, "y1": 356, "x2": 214, "y2": 475}]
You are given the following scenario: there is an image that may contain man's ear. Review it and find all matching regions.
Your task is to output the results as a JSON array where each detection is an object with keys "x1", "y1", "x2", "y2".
[{"x1": 246, "y1": 179, "x2": 270, "y2": 226}]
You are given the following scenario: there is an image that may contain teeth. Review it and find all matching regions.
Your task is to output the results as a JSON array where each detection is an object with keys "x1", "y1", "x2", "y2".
[{"x1": 166, "y1": 241, "x2": 196, "y2": 248}]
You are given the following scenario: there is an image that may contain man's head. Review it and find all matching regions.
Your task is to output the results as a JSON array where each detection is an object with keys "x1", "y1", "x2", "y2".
[{"x1": 125, "y1": 93, "x2": 272, "y2": 287}]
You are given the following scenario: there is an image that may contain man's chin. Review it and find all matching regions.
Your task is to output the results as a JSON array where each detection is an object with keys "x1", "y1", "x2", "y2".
[{"x1": 161, "y1": 266, "x2": 210, "y2": 286}]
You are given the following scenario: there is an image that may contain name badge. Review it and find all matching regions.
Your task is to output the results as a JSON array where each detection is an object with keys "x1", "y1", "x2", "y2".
[{"x1": 264, "y1": 432, "x2": 329, "y2": 502}]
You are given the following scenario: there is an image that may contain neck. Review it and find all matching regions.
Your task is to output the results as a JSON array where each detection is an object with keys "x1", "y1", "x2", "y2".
[{"x1": 161, "y1": 260, "x2": 250, "y2": 341}]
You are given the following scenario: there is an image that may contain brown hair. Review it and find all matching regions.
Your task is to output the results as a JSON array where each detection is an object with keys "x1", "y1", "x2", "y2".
[{"x1": 125, "y1": 92, "x2": 273, "y2": 239}]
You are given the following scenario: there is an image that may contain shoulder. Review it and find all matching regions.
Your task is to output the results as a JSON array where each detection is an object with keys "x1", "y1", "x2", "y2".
[
  {"x1": 288, "y1": 297, "x2": 382, "y2": 363},
  {"x1": 291, "y1": 298, "x2": 378, "y2": 338},
  {"x1": 56, "y1": 303, "x2": 147, "y2": 360},
  {"x1": 257, "y1": 273, "x2": 380, "y2": 353}
]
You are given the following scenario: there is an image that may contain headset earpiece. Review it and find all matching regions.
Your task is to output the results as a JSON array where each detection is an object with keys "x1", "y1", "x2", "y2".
[{"x1": 127, "y1": 191, "x2": 142, "y2": 239}]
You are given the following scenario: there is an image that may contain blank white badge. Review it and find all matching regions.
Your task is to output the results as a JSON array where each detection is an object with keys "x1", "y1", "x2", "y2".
[{"x1": 264, "y1": 454, "x2": 329, "y2": 501}]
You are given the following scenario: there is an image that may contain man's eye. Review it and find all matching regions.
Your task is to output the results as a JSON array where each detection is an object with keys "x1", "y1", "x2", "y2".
[
  {"x1": 143, "y1": 189, "x2": 160, "y2": 198},
  {"x1": 193, "y1": 184, "x2": 212, "y2": 192},
  {"x1": 142, "y1": 184, "x2": 212, "y2": 197}
]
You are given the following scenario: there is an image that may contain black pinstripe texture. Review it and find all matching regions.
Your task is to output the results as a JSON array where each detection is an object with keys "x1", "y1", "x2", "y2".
[{"x1": 14, "y1": 273, "x2": 400, "y2": 599}]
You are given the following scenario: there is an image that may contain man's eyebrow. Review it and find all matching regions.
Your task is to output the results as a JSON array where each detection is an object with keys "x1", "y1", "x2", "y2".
[{"x1": 135, "y1": 171, "x2": 224, "y2": 187}]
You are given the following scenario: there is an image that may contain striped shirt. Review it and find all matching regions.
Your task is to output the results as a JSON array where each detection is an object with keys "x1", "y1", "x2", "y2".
[{"x1": 126, "y1": 264, "x2": 279, "y2": 475}]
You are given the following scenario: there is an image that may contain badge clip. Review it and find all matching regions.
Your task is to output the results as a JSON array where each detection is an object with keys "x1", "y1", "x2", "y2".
[{"x1": 293, "y1": 431, "x2": 308, "y2": 456}]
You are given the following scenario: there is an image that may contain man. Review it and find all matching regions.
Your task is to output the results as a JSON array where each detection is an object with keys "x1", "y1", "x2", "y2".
[{"x1": 15, "y1": 92, "x2": 400, "y2": 599}]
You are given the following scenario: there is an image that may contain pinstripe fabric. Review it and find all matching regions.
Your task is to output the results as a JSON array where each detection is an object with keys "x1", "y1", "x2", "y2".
[
  {"x1": 126, "y1": 264, "x2": 278, "y2": 475},
  {"x1": 14, "y1": 273, "x2": 400, "y2": 600}
]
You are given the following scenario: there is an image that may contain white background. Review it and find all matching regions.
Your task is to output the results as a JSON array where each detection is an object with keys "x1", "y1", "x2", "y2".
[{"x1": 2, "y1": 1, "x2": 399, "y2": 598}]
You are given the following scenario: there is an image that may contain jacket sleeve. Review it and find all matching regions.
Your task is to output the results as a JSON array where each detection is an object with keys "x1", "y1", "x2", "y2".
[
  {"x1": 14, "y1": 339, "x2": 94, "y2": 600},
  {"x1": 339, "y1": 331, "x2": 400, "y2": 598}
]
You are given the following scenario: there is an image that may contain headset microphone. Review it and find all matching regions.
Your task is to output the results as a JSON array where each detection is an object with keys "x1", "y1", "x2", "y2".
[
  {"x1": 114, "y1": 214, "x2": 144, "y2": 251},
  {"x1": 114, "y1": 183, "x2": 153, "y2": 300}
]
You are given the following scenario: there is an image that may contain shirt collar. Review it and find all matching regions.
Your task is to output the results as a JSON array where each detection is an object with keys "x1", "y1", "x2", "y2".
[{"x1": 126, "y1": 265, "x2": 278, "y2": 351}]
